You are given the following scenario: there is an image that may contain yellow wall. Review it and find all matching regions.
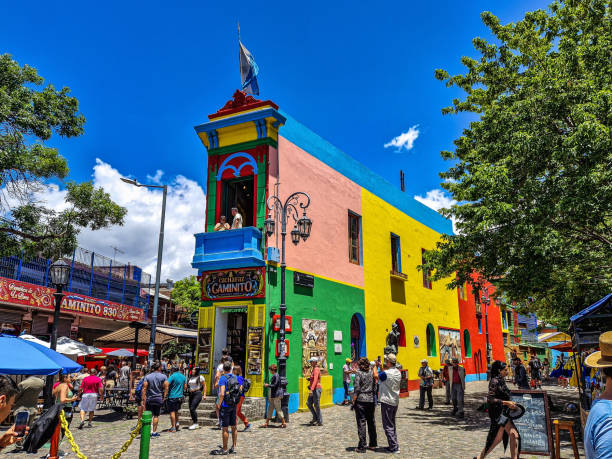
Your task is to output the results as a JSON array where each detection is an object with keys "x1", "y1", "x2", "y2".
[{"x1": 361, "y1": 188, "x2": 460, "y2": 374}]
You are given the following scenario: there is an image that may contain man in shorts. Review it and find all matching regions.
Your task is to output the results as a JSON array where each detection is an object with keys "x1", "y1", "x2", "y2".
[
  {"x1": 78, "y1": 368, "x2": 103, "y2": 429},
  {"x1": 167, "y1": 366, "x2": 186, "y2": 432},
  {"x1": 142, "y1": 362, "x2": 169, "y2": 437},
  {"x1": 212, "y1": 361, "x2": 238, "y2": 455}
]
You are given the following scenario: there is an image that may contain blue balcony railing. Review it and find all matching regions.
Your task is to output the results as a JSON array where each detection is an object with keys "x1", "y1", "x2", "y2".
[{"x1": 192, "y1": 227, "x2": 264, "y2": 272}]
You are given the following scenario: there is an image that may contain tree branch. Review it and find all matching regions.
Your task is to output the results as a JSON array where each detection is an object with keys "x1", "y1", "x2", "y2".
[{"x1": 0, "y1": 226, "x2": 66, "y2": 242}]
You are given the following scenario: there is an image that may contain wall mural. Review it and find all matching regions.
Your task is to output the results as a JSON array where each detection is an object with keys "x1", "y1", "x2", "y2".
[
  {"x1": 302, "y1": 319, "x2": 328, "y2": 376},
  {"x1": 438, "y1": 327, "x2": 463, "y2": 363}
]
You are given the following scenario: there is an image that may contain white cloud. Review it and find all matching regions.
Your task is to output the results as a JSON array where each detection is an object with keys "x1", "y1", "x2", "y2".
[
  {"x1": 32, "y1": 159, "x2": 206, "y2": 282},
  {"x1": 146, "y1": 169, "x2": 164, "y2": 184},
  {"x1": 414, "y1": 189, "x2": 458, "y2": 233},
  {"x1": 384, "y1": 125, "x2": 420, "y2": 152}
]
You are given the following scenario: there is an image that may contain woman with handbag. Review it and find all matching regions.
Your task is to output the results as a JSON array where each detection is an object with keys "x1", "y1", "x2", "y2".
[
  {"x1": 352, "y1": 357, "x2": 378, "y2": 453},
  {"x1": 187, "y1": 367, "x2": 206, "y2": 430},
  {"x1": 476, "y1": 360, "x2": 521, "y2": 459}
]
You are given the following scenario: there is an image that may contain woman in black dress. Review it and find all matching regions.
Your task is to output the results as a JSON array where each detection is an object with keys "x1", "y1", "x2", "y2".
[{"x1": 476, "y1": 360, "x2": 520, "y2": 459}]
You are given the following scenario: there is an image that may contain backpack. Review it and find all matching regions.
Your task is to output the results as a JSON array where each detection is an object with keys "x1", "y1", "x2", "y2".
[
  {"x1": 135, "y1": 378, "x2": 145, "y2": 397},
  {"x1": 532, "y1": 359, "x2": 541, "y2": 370},
  {"x1": 223, "y1": 375, "x2": 242, "y2": 406},
  {"x1": 241, "y1": 378, "x2": 252, "y2": 394}
]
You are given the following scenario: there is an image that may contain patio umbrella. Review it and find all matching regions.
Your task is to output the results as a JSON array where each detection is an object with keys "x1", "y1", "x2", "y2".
[
  {"x1": 105, "y1": 348, "x2": 134, "y2": 357},
  {"x1": 56, "y1": 336, "x2": 101, "y2": 356},
  {"x1": 0, "y1": 334, "x2": 82, "y2": 375},
  {"x1": 19, "y1": 334, "x2": 50, "y2": 347}
]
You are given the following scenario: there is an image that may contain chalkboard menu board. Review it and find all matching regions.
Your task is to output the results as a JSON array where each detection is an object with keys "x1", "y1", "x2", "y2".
[{"x1": 510, "y1": 390, "x2": 553, "y2": 457}]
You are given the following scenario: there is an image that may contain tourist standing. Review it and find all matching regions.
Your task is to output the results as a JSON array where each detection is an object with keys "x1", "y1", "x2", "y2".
[
  {"x1": 231, "y1": 207, "x2": 243, "y2": 229},
  {"x1": 417, "y1": 359, "x2": 434, "y2": 410},
  {"x1": 233, "y1": 366, "x2": 251, "y2": 431},
  {"x1": 131, "y1": 368, "x2": 148, "y2": 429},
  {"x1": 263, "y1": 364, "x2": 285, "y2": 428},
  {"x1": 14, "y1": 376, "x2": 44, "y2": 427},
  {"x1": 142, "y1": 362, "x2": 169, "y2": 438},
  {"x1": 377, "y1": 354, "x2": 401, "y2": 454},
  {"x1": 78, "y1": 367, "x2": 103, "y2": 429},
  {"x1": 118, "y1": 360, "x2": 131, "y2": 388},
  {"x1": 167, "y1": 366, "x2": 187, "y2": 432},
  {"x1": 442, "y1": 359, "x2": 452, "y2": 404},
  {"x1": 342, "y1": 358, "x2": 353, "y2": 405},
  {"x1": 583, "y1": 331, "x2": 612, "y2": 459},
  {"x1": 529, "y1": 354, "x2": 542, "y2": 389},
  {"x1": 449, "y1": 358, "x2": 466, "y2": 418},
  {"x1": 352, "y1": 357, "x2": 377, "y2": 453},
  {"x1": 306, "y1": 357, "x2": 323, "y2": 426},
  {"x1": 212, "y1": 361, "x2": 240, "y2": 455},
  {"x1": 513, "y1": 358, "x2": 529, "y2": 390},
  {"x1": 476, "y1": 361, "x2": 520, "y2": 459},
  {"x1": 542, "y1": 357, "x2": 550, "y2": 382},
  {"x1": 187, "y1": 367, "x2": 206, "y2": 430}
]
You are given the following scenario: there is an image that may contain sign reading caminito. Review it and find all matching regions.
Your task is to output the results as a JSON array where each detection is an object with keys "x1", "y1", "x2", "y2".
[
  {"x1": 200, "y1": 267, "x2": 265, "y2": 301},
  {"x1": 0, "y1": 277, "x2": 145, "y2": 322}
]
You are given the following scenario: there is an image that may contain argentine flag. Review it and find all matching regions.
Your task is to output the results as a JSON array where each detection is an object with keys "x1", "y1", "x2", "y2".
[{"x1": 239, "y1": 41, "x2": 259, "y2": 95}]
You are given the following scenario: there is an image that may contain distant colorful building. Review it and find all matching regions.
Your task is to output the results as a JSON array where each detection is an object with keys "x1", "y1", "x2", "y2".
[
  {"x1": 191, "y1": 91, "x2": 464, "y2": 412},
  {"x1": 456, "y1": 278, "x2": 505, "y2": 380}
]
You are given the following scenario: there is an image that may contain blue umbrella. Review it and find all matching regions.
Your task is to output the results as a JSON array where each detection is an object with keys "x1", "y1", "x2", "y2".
[{"x1": 0, "y1": 334, "x2": 82, "y2": 375}]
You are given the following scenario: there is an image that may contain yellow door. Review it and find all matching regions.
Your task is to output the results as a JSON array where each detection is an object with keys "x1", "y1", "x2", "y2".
[
  {"x1": 197, "y1": 306, "x2": 215, "y2": 394},
  {"x1": 246, "y1": 303, "x2": 266, "y2": 397}
]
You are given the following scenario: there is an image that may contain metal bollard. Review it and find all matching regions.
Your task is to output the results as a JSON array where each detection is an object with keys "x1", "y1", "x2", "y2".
[{"x1": 139, "y1": 411, "x2": 152, "y2": 459}]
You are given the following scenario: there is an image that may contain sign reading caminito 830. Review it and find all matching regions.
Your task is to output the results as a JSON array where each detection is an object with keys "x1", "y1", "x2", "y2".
[{"x1": 201, "y1": 267, "x2": 265, "y2": 301}]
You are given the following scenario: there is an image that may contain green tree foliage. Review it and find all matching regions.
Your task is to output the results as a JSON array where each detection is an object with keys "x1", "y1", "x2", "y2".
[
  {"x1": 425, "y1": 1, "x2": 611, "y2": 327},
  {"x1": 172, "y1": 275, "x2": 201, "y2": 315},
  {"x1": 0, "y1": 54, "x2": 126, "y2": 258}
]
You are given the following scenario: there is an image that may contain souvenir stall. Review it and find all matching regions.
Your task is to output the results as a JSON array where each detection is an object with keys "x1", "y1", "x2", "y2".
[{"x1": 569, "y1": 293, "x2": 612, "y2": 411}]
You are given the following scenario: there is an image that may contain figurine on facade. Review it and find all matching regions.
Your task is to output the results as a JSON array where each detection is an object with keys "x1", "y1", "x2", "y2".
[{"x1": 384, "y1": 321, "x2": 401, "y2": 355}]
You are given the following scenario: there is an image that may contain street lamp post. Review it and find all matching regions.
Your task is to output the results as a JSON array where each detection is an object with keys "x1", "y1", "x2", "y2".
[
  {"x1": 44, "y1": 259, "x2": 71, "y2": 408},
  {"x1": 264, "y1": 192, "x2": 312, "y2": 397},
  {"x1": 480, "y1": 288, "x2": 492, "y2": 365},
  {"x1": 121, "y1": 177, "x2": 167, "y2": 365}
]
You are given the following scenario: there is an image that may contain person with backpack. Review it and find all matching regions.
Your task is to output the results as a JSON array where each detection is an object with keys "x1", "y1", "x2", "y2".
[
  {"x1": 529, "y1": 354, "x2": 542, "y2": 389},
  {"x1": 263, "y1": 364, "x2": 286, "y2": 428},
  {"x1": 212, "y1": 361, "x2": 241, "y2": 455},
  {"x1": 131, "y1": 368, "x2": 148, "y2": 430},
  {"x1": 233, "y1": 366, "x2": 251, "y2": 431}
]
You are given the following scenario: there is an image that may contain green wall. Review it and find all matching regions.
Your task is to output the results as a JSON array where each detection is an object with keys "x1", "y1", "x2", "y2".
[{"x1": 265, "y1": 266, "x2": 365, "y2": 393}]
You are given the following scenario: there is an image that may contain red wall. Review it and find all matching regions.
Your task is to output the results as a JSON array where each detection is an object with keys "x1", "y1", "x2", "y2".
[{"x1": 457, "y1": 277, "x2": 505, "y2": 375}]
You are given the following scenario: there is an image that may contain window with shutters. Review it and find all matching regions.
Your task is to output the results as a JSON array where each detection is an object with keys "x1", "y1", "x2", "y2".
[
  {"x1": 421, "y1": 249, "x2": 432, "y2": 289},
  {"x1": 348, "y1": 212, "x2": 361, "y2": 265}
]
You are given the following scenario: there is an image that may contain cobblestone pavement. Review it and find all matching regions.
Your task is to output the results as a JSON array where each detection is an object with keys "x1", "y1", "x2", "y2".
[{"x1": 3, "y1": 381, "x2": 584, "y2": 459}]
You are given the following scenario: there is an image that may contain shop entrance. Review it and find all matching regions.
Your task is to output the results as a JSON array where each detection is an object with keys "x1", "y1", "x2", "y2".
[
  {"x1": 213, "y1": 307, "x2": 248, "y2": 371},
  {"x1": 222, "y1": 177, "x2": 254, "y2": 228},
  {"x1": 350, "y1": 313, "x2": 366, "y2": 361}
]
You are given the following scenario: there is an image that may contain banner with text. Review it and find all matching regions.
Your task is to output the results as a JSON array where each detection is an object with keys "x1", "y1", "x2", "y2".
[{"x1": 200, "y1": 267, "x2": 265, "y2": 301}]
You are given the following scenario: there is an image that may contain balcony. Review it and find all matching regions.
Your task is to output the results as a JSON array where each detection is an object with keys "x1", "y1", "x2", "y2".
[{"x1": 192, "y1": 227, "x2": 265, "y2": 272}]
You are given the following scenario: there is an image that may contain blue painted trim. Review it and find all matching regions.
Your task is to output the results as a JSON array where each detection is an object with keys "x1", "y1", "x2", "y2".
[
  {"x1": 287, "y1": 392, "x2": 300, "y2": 414},
  {"x1": 16, "y1": 255, "x2": 23, "y2": 281},
  {"x1": 353, "y1": 312, "x2": 367, "y2": 358},
  {"x1": 194, "y1": 108, "x2": 286, "y2": 135},
  {"x1": 216, "y1": 152, "x2": 259, "y2": 181},
  {"x1": 332, "y1": 388, "x2": 346, "y2": 405},
  {"x1": 279, "y1": 112, "x2": 453, "y2": 235},
  {"x1": 465, "y1": 373, "x2": 487, "y2": 382},
  {"x1": 44, "y1": 259, "x2": 51, "y2": 286}
]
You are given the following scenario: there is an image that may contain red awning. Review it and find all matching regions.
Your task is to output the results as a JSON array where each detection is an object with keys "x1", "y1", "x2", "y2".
[{"x1": 550, "y1": 342, "x2": 573, "y2": 352}]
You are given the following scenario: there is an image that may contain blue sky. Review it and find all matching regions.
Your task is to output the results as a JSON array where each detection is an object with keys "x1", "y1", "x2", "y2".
[{"x1": 2, "y1": 0, "x2": 550, "y2": 279}]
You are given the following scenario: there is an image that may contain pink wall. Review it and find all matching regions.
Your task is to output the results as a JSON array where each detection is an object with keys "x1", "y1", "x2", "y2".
[{"x1": 270, "y1": 137, "x2": 364, "y2": 288}]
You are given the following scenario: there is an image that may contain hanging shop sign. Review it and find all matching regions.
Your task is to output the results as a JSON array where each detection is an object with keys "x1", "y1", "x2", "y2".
[
  {"x1": 201, "y1": 267, "x2": 265, "y2": 301},
  {"x1": 0, "y1": 277, "x2": 145, "y2": 322}
]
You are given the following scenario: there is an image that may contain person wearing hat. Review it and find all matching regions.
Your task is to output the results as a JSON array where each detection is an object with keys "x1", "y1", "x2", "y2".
[
  {"x1": 377, "y1": 354, "x2": 402, "y2": 454},
  {"x1": 449, "y1": 357, "x2": 466, "y2": 418},
  {"x1": 306, "y1": 357, "x2": 323, "y2": 426},
  {"x1": 417, "y1": 359, "x2": 434, "y2": 410},
  {"x1": 342, "y1": 358, "x2": 354, "y2": 406},
  {"x1": 584, "y1": 331, "x2": 612, "y2": 459}
]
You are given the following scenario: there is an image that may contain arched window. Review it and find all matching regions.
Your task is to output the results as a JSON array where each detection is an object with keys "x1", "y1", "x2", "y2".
[
  {"x1": 463, "y1": 329, "x2": 472, "y2": 357},
  {"x1": 395, "y1": 319, "x2": 406, "y2": 347},
  {"x1": 426, "y1": 324, "x2": 436, "y2": 357}
]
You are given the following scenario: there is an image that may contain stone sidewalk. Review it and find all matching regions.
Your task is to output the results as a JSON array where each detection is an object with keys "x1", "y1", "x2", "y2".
[{"x1": 3, "y1": 381, "x2": 584, "y2": 458}]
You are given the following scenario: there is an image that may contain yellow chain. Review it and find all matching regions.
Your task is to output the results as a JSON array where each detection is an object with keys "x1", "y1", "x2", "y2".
[
  {"x1": 110, "y1": 421, "x2": 142, "y2": 459},
  {"x1": 59, "y1": 411, "x2": 88, "y2": 459},
  {"x1": 59, "y1": 410, "x2": 142, "y2": 459}
]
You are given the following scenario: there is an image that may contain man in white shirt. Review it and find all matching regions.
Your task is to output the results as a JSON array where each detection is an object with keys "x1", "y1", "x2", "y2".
[
  {"x1": 377, "y1": 353, "x2": 402, "y2": 454},
  {"x1": 231, "y1": 207, "x2": 243, "y2": 229},
  {"x1": 342, "y1": 358, "x2": 353, "y2": 405}
]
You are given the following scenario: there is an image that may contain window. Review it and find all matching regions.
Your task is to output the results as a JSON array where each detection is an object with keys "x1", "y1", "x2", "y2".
[
  {"x1": 426, "y1": 323, "x2": 436, "y2": 356},
  {"x1": 463, "y1": 330, "x2": 472, "y2": 357},
  {"x1": 477, "y1": 317, "x2": 482, "y2": 334},
  {"x1": 421, "y1": 249, "x2": 432, "y2": 289},
  {"x1": 348, "y1": 212, "x2": 361, "y2": 264},
  {"x1": 391, "y1": 234, "x2": 401, "y2": 273},
  {"x1": 458, "y1": 283, "x2": 467, "y2": 300},
  {"x1": 502, "y1": 310, "x2": 508, "y2": 329},
  {"x1": 395, "y1": 319, "x2": 406, "y2": 347}
]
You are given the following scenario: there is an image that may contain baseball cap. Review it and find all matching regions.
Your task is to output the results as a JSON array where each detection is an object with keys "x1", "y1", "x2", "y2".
[{"x1": 421, "y1": 359, "x2": 428, "y2": 363}]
